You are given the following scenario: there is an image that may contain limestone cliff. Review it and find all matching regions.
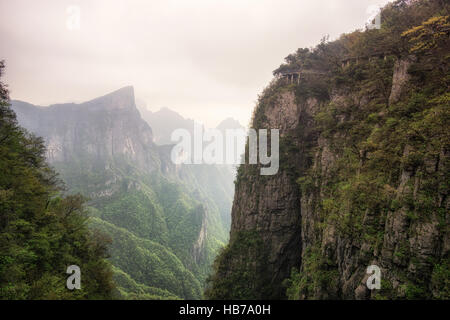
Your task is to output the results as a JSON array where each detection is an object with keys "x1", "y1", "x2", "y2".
[{"x1": 206, "y1": 0, "x2": 449, "y2": 300}]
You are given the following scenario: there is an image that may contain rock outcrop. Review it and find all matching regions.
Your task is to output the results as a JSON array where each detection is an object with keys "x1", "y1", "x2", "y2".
[
  {"x1": 11, "y1": 87, "x2": 235, "y2": 299},
  {"x1": 206, "y1": 0, "x2": 449, "y2": 300},
  {"x1": 12, "y1": 87, "x2": 158, "y2": 171}
]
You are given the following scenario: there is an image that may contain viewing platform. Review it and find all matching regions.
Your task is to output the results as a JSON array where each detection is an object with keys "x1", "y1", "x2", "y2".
[
  {"x1": 341, "y1": 52, "x2": 390, "y2": 68},
  {"x1": 276, "y1": 68, "x2": 328, "y2": 84},
  {"x1": 278, "y1": 69, "x2": 301, "y2": 84}
]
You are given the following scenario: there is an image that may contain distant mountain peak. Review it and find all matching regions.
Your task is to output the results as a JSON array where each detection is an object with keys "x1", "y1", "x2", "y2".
[
  {"x1": 157, "y1": 106, "x2": 184, "y2": 117},
  {"x1": 216, "y1": 117, "x2": 243, "y2": 130},
  {"x1": 84, "y1": 86, "x2": 136, "y2": 111},
  {"x1": 10, "y1": 85, "x2": 155, "y2": 166},
  {"x1": 153, "y1": 106, "x2": 190, "y2": 122}
]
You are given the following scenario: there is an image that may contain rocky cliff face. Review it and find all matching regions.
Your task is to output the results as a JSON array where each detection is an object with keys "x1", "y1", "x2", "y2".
[
  {"x1": 206, "y1": 0, "x2": 449, "y2": 300},
  {"x1": 226, "y1": 90, "x2": 315, "y2": 298},
  {"x1": 12, "y1": 87, "x2": 158, "y2": 172},
  {"x1": 11, "y1": 87, "x2": 233, "y2": 299},
  {"x1": 205, "y1": 87, "x2": 321, "y2": 299}
]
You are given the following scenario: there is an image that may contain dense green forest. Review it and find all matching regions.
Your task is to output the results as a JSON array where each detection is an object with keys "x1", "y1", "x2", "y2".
[
  {"x1": 45, "y1": 121, "x2": 229, "y2": 299},
  {"x1": 206, "y1": 0, "x2": 449, "y2": 300},
  {"x1": 67, "y1": 167, "x2": 226, "y2": 300},
  {"x1": 0, "y1": 61, "x2": 115, "y2": 299},
  {"x1": 9, "y1": 84, "x2": 231, "y2": 299},
  {"x1": 1, "y1": 0, "x2": 448, "y2": 301}
]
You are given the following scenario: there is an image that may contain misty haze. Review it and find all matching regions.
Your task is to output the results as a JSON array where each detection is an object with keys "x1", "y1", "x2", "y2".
[{"x1": 0, "y1": 0, "x2": 448, "y2": 307}]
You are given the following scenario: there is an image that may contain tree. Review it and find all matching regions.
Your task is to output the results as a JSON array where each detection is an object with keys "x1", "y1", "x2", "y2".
[
  {"x1": 402, "y1": 15, "x2": 450, "y2": 53},
  {"x1": 0, "y1": 60, "x2": 115, "y2": 300}
]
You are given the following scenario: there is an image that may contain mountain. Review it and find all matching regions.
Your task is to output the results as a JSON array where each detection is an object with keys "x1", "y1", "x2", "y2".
[
  {"x1": 0, "y1": 62, "x2": 115, "y2": 300},
  {"x1": 12, "y1": 86, "x2": 157, "y2": 170},
  {"x1": 206, "y1": 0, "x2": 449, "y2": 300},
  {"x1": 11, "y1": 87, "x2": 231, "y2": 299},
  {"x1": 138, "y1": 106, "x2": 243, "y2": 228},
  {"x1": 216, "y1": 117, "x2": 245, "y2": 132},
  {"x1": 138, "y1": 106, "x2": 196, "y2": 146}
]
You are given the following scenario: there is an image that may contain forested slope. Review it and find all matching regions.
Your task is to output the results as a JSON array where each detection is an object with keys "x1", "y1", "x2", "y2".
[
  {"x1": 0, "y1": 61, "x2": 115, "y2": 299},
  {"x1": 11, "y1": 86, "x2": 231, "y2": 300}
]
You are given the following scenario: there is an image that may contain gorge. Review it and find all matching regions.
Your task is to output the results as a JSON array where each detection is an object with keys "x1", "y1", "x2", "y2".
[{"x1": 11, "y1": 86, "x2": 237, "y2": 299}]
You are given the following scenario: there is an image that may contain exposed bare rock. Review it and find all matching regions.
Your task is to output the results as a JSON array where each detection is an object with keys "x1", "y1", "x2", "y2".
[{"x1": 389, "y1": 56, "x2": 415, "y2": 105}]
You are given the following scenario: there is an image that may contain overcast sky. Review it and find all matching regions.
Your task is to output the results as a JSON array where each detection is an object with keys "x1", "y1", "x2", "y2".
[{"x1": 0, "y1": 0, "x2": 392, "y2": 127}]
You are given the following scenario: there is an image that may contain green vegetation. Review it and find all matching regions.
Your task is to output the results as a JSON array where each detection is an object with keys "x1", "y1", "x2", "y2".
[
  {"x1": 90, "y1": 217, "x2": 202, "y2": 299},
  {"x1": 208, "y1": 0, "x2": 449, "y2": 300},
  {"x1": 53, "y1": 159, "x2": 227, "y2": 299},
  {"x1": 204, "y1": 230, "x2": 270, "y2": 299},
  {"x1": 431, "y1": 260, "x2": 450, "y2": 299},
  {"x1": 0, "y1": 61, "x2": 115, "y2": 299},
  {"x1": 2, "y1": 58, "x2": 230, "y2": 299},
  {"x1": 283, "y1": 0, "x2": 449, "y2": 299},
  {"x1": 285, "y1": 246, "x2": 339, "y2": 300}
]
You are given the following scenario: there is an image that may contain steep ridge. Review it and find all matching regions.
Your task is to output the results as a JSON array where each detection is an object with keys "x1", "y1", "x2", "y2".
[
  {"x1": 11, "y1": 87, "x2": 231, "y2": 299},
  {"x1": 13, "y1": 87, "x2": 157, "y2": 170},
  {"x1": 138, "y1": 106, "x2": 195, "y2": 146},
  {"x1": 138, "y1": 107, "x2": 239, "y2": 229},
  {"x1": 206, "y1": 0, "x2": 449, "y2": 300}
]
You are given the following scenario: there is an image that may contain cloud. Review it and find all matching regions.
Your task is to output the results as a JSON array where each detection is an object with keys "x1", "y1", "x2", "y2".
[{"x1": 0, "y1": 0, "x2": 392, "y2": 127}]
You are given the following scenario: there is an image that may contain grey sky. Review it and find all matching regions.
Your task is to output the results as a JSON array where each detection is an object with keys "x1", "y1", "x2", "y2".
[{"x1": 0, "y1": 0, "x2": 391, "y2": 127}]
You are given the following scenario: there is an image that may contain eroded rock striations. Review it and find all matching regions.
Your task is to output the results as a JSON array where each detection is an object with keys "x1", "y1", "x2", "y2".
[
  {"x1": 11, "y1": 86, "x2": 233, "y2": 299},
  {"x1": 206, "y1": 0, "x2": 449, "y2": 300}
]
